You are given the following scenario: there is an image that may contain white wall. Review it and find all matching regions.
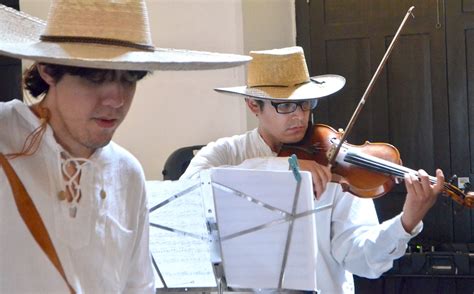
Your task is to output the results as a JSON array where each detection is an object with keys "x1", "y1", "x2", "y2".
[
  {"x1": 114, "y1": 0, "x2": 249, "y2": 181},
  {"x1": 20, "y1": 0, "x2": 296, "y2": 180},
  {"x1": 242, "y1": 0, "x2": 296, "y2": 130}
]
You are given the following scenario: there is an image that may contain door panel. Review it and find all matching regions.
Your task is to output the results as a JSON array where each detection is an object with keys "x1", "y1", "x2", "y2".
[
  {"x1": 0, "y1": 0, "x2": 21, "y2": 102},
  {"x1": 387, "y1": 34, "x2": 435, "y2": 172},
  {"x1": 446, "y1": 0, "x2": 474, "y2": 242}
]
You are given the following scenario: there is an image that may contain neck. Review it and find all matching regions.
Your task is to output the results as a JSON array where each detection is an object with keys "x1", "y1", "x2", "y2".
[
  {"x1": 257, "y1": 128, "x2": 281, "y2": 153},
  {"x1": 58, "y1": 141, "x2": 94, "y2": 159}
]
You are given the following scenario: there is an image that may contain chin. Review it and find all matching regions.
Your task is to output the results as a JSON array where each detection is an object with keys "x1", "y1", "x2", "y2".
[
  {"x1": 87, "y1": 136, "x2": 113, "y2": 150},
  {"x1": 97, "y1": 140, "x2": 112, "y2": 148},
  {"x1": 283, "y1": 134, "x2": 305, "y2": 144}
]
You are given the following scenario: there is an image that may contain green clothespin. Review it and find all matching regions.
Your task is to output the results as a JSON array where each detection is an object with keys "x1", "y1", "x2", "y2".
[{"x1": 288, "y1": 154, "x2": 301, "y2": 183}]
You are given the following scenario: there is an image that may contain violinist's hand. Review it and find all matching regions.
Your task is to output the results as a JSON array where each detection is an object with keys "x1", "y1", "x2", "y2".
[
  {"x1": 298, "y1": 159, "x2": 331, "y2": 200},
  {"x1": 401, "y1": 169, "x2": 444, "y2": 233}
]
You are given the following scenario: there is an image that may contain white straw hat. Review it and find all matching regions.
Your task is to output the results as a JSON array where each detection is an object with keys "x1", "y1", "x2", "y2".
[
  {"x1": 215, "y1": 46, "x2": 345, "y2": 100},
  {"x1": 0, "y1": 1, "x2": 251, "y2": 71}
]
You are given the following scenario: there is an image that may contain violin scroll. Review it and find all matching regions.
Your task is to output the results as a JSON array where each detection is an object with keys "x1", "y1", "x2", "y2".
[{"x1": 442, "y1": 183, "x2": 474, "y2": 208}]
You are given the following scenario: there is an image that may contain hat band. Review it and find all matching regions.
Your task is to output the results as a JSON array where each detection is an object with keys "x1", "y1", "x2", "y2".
[{"x1": 40, "y1": 35, "x2": 155, "y2": 52}]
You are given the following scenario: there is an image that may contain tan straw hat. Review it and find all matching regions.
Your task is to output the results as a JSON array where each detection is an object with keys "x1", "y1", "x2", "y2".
[
  {"x1": 215, "y1": 46, "x2": 345, "y2": 100},
  {"x1": 0, "y1": 1, "x2": 251, "y2": 71}
]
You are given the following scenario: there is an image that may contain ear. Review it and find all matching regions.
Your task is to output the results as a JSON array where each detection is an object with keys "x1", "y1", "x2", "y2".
[
  {"x1": 245, "y1": 98, "x2": 261, "y2": 115},
  {"x1": 36, "y1": 64, "x2": 57, "y2": 86}
]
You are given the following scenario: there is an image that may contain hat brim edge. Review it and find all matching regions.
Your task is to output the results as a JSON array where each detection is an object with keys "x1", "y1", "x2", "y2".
[
  {"x1": 215, "y1": 74, "x2": 346, "y2": 101},
  {"x1": 0, "y1": 48, "x2": 251, "y2": 71}
]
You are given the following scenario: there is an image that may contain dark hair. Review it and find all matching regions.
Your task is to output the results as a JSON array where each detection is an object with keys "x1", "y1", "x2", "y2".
[
  {"x1": 23, "y1": 63, "x2": 149, "y2": 98},
  {"x1": 254, "y1": 99, "x2": 264, "y2": 109},
  {"x1": 245, "y1": 97, "x2": 265, "y2": 110}
]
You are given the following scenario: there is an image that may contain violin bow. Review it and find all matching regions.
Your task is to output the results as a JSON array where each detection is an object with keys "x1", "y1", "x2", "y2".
[{"x1": 328, "y1": 6, "x2": 415, "y2": 165}]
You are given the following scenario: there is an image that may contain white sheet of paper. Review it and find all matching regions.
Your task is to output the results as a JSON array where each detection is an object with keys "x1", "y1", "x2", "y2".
[
  {"x1": 209, "y1": 168, "x2": 318, "y2": 291},
  {"x1": 147, "y1": 180, "x2": 217, "y2": 288}
]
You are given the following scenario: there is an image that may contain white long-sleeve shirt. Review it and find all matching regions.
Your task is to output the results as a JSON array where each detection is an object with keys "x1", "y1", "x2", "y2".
[
  {"x1": 181, "y1": 128, "x2": 421, "y2": 294},
  {"x1": 0, "y1": 100, "x2": 154, "y2": 293}
]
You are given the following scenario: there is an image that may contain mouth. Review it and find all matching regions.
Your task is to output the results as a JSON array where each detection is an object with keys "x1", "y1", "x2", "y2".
[
  {"x1": 287, "y1": 125, "x2": 305, "y2": 132},
  {"x1": 94, "y1": 117, "x2": 118, "y2": 129}
]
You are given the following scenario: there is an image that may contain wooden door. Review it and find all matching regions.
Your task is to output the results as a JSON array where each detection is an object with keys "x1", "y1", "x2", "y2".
[
  {"x1": 0, "y1": 0, "x2": 21, "y2": 102},
  {"x1": 446, "y1": 0, "x2": 474, "y2": 242},
  {"x1": 296, "y1": 1, "x2": 474, "y2": 292},
  {"x1": 297, "y1": 0, "x2": 456, "y2": 243}
]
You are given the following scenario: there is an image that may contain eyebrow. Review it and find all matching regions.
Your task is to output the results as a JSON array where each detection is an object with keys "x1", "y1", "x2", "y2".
[{"x1": 271, "y1": 101, "x2": 305, "y2": 104}]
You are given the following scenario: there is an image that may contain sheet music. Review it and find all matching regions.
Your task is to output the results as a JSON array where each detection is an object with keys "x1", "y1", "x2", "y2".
[
  {"x1": 147, "y1": 180, "x2": 217, "y2": 288},
  {"x1": 209, "y1": 168, "x2": 318, "y2": 291}
]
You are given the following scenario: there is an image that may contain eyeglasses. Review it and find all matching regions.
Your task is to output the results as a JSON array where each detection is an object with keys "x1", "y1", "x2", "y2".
[{"x1": 270, "y1": 100, "x2": 318, "y2": 114}]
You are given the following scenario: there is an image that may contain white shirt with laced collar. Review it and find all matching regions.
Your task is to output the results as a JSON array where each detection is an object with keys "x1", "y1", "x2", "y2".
[{"x1": 0, "y1": 100, "x2": 154, "y2": 293}]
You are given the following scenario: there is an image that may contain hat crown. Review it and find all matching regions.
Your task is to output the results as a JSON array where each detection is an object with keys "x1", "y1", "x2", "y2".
[
  {"x1": 247, "y1": 46, "x2": 310, "y2": 87},
  {"x1": 44, "y1": 0, "x2": 153, "y2": 47}
]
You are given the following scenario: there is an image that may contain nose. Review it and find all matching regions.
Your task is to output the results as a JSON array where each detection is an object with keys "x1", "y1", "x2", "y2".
[{"x1": 101, "y1": 82, "x2": 126, "y2": 108}]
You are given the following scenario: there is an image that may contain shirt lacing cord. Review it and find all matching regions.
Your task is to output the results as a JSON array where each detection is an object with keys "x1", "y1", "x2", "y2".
[{"x1": 58, "y1": 152, "x2": 106, "y2": 218}]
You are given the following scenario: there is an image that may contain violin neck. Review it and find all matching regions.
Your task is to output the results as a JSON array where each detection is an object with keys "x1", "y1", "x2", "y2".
[{"x1": 344, "y1": 151, "x2": 438, "y2": 184}]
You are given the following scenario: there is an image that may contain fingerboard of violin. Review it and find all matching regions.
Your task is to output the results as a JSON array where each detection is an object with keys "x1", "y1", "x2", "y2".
[{"x1": 344, "y1": 152, "x2": 438, "y2": 184}]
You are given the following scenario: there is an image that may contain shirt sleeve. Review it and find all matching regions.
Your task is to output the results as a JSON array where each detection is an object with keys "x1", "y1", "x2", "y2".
[
  {"x1": 330, "y1": 190, "x2": 422, "y2": 278},
  {"x1": 180, "y1": 138, "x2": 278, "y2": 179},
  {"x1": 180, "y1": 140, "x2": 233, "y2": 180},
  {"x1": 180, "y1": 131, "x2": 290, "y2": 180}
]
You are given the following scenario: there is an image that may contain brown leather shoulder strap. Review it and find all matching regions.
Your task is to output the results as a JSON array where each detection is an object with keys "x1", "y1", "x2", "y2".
[{"x1": 0, "y1": 153, "x2": 75, "y2": 294}]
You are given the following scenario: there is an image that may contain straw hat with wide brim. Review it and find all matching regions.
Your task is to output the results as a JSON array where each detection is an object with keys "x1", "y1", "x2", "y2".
[
  {"x1": 0, "y1": 1, "x2": 251, "y2": 71},
  {"x1": 215, "y1": 46, "x2": 345, "y2": 100}
]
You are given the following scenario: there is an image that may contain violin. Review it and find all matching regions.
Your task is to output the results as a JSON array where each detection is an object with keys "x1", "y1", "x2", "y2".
[{"x1": 279, "y1": 124, "x2": 474, "y2": 208}]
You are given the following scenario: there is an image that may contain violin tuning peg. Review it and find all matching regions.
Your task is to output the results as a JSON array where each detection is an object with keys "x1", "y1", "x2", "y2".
[
  {"x1": 448, "y1": 174, "x2": 458, "y2": 185},
  {"x1": 463, "y1": 182, "x2": 472, "y2": 194},
  {"x1": 465, "y1": 194, "x2": 474, "y2": 208}
]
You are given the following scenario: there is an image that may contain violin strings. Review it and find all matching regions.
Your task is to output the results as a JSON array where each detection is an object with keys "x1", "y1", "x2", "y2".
[
  {"x1": 345, "y1": 152, "x2": 411, "y2": 177},
  {"x1": 344, "y1": 152, "x2": 466, "y2": 200},
  {"x1": 345, "y1": 152, "x2": 437, "y2": 183},
  {"x1": 345, "y1": 152, "x2": 410, "y2": 177}
]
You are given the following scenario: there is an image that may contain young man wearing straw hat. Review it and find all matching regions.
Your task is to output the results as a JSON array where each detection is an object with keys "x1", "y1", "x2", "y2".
[
  {"x1": 181, "y1": 46, "x2": 444, "y2": 294},
  {"x1": 0, "y1": 1, "x2": 249, "y2": 293}
]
